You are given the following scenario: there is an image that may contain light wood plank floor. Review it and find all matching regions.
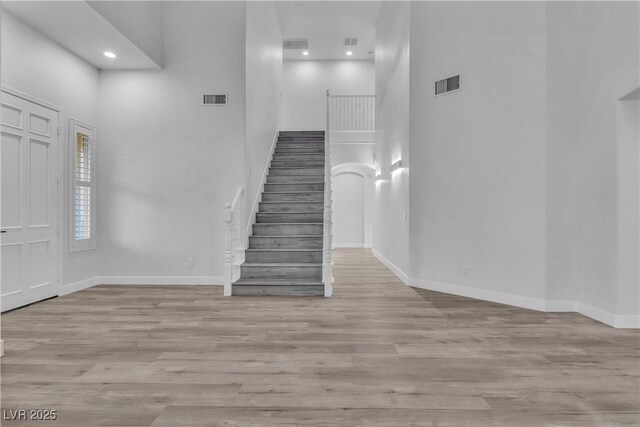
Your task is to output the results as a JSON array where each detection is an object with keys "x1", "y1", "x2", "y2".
[{"x1": 2, "y1": 249, "x2": 639, "y2": 426}]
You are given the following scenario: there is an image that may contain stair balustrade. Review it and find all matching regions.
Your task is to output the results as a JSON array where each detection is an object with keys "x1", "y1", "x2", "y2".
[
  {"x1": 327, "y1": 94, "x2": 375, "y2": 131},
  {"x1": 323, "y1": 91, "x2": 334, "y2": 297},
  {"x1": 224, "y1": 186, "x2": 244, "y2": 296}
]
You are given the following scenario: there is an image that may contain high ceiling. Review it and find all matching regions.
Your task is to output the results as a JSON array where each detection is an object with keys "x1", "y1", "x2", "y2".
[
  {"x1": 276, "y1": 1, "x2": 381, "y2": 61},
  {"x1": 2, "y1": 1, "x2": 161, "y2": 70}
]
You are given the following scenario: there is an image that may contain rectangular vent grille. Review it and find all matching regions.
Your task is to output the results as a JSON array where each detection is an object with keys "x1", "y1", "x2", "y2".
[
  {"x1": 283, "y1": 39, "x2": 308, "y2": 50},
  {"x1": 203, "y1": 94, "x2": 227, "y2": 106},
  {"x1": 435, "y1": 75, "x2": 460, "y2": 96},
  {"x1": 344, "y1": 38, "x2": 358, "y2": 46}
]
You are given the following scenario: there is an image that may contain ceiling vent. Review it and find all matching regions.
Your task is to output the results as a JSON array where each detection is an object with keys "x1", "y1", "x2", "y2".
[
  {"x1": 203, "y1": 94, "x2": 227, "y2": 106},
  {"x1": 435, "y1": 75, "x2": 460, "y2": 96},
  {"x1": 344, "y1": 38, "x2": 358, "y2": 46},
  {"x1": 283, "y1": 39, "x2": 309, "y2": 50}
]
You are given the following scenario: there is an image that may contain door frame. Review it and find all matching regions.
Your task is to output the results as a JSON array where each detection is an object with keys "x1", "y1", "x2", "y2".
[{"x1": 2, "y1": 86, "x2": 64, "y2": 297}]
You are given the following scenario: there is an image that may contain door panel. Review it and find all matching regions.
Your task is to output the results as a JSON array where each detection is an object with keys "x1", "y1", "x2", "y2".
[
  {"x1": 1, "y1": 244, "x2": 22, "y2": 295},
  {"x1": 29, "y1": 138, "x2": 51, "y2": 226},
  {"x1": 1, "y1": 131, "x2": 22, "y2": 227},
  {"x1": 1, "y1": 91, "x2": 59, "y2": 311}
]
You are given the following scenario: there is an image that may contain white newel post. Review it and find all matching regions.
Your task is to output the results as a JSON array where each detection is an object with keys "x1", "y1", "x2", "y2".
[
  {"x1": 224, "y1": 203, "x2": 233, "y2": 296},
  {"x1": 323, "y1": 90, "x2": 334, "y2": 297}
]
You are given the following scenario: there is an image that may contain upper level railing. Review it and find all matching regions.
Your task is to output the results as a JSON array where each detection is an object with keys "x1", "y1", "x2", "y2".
[
  {"x1": 328, "y1": 95, "x2": 375, "y2": 131},
  {"x1": 223, "y1": 186, "x2": 244, "y2": 296}
]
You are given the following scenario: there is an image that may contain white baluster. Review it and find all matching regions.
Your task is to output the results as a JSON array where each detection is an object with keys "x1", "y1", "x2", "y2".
[{"x1": 224, "y1": 203, "x2": 233, "y2": 296}]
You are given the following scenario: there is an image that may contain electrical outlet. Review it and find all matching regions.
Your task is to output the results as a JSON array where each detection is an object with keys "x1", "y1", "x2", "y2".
[
  {"x1": 187, "y1": 258, "x2": 195, "y2": 268},
  {"x1": 463, "y1": 267, "x2": 471, "y2": 277}
]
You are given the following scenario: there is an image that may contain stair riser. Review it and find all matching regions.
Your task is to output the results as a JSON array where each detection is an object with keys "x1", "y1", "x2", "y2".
[
  {"x1": 276, "y1": 146, "x2": 324, "y2": 151},
  {"x1": 278, "y1": 135, "x2": 324, "y2": 142},
  {"x1": 267, "y1": 175, "x2": 324, "y2": 183},
  {"x1": 275, "y1": 148, "x2": 325, "y2": 154},
  {"x1": 252, "y1": 223, "x2": 323, "y2": 235},
  {"x1": 279, "y1": 131, "x2": 324, "y2": 135},
  {"x1": 277, "y1": 142, "x2": 325, "y2": 147},
  {"x1": 257, "y1": 213, "x2": 323, "y2": 223},
  {"x1": 249, "y1": 236, "x2": 323, "y2": 249},
  {"x1": 270, "y1": 168, "x2": 324, "y2": 176},
  {"x1": 241, "y1": 265, "x2": 322, "y2": 279},
  {"x1": 270, "y1": 161, "x2": 324, "y2": 168},
  {"x1": 259, "y1": 202, "x2": 323, "y2": 213},
  {"x1": 245, "y1": 251, "x2": 322, "y2": 263},
  {"x1": 262, "y1": 193, "x2": 324, "y2": 202},
  {"x1": 264, "y1": 183, "x2": 324, "y2": 192},
  {"x1": 232, "y1": 285, "x2": 324, "y2": 296},
  {"x1": 272, "y1": 154, "x2": 325, "y2": 161}
]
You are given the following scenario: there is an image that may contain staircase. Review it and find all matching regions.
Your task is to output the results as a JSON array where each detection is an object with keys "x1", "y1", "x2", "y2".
[{"x1": 232, "y1": 131, "x2": 326, "y2": 296}]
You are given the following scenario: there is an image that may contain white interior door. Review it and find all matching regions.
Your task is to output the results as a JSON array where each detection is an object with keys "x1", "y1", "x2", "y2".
[{"x1": 1, "y1": 91, "x2": 60, "y2": 312}]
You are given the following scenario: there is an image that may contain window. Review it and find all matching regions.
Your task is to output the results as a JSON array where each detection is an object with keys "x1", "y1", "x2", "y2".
[{"x1": 69, "y1": 119, "x2": 96, "y2": 251}]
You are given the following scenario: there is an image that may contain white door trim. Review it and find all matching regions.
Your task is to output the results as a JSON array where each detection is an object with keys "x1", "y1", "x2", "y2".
[{"x1": 2, "y1": 86, "x2": 64, "y2": 298}]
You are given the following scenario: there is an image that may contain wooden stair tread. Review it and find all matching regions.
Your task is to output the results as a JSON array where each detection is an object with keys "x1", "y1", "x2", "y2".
[
  {"x1": 254, "y1": 222, "x2": 323, "y2": 225},
  {"x1": 262, "y1": 191, "x2": 324, "y2": 194},
  {"x1": 234, "y1": 279, "x2": 322, "y2": 286},
  {"x1": 246, "y1": 248, "x2": 321, "y2": 252},
  {"x1": 251, "y1": 234, "x2": 322, "y2": 239},
  {"x1": 242, "y1": 263, "x2": 321, "y2": 268}
]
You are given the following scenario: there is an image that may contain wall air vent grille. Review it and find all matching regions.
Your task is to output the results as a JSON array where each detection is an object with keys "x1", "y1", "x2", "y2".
[
  {"x1": 435, "y1": 75, "x2": 460, "y2": 96},
  {"x1": 283, "y1": 39, "x2": 309, "y2": 50},
  {"x1": 344, "y1": 38, "x2": 358, "y2": 46},
  {"x1": 203, "y1": 94, "x2": 227, "y2": 106}
]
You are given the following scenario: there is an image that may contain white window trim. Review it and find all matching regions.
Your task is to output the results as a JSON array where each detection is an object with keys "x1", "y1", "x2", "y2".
[{"x1": 68, "y1": 119, "x2": 96, "y2": 252}]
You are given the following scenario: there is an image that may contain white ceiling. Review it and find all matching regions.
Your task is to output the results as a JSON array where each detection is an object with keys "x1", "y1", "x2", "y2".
[
  {"x1": 2, "y1": 1, "x2": 160, "y2": 70},
  {"x1": 276, "y1": 1, "x2": 381, "y2": 61}
]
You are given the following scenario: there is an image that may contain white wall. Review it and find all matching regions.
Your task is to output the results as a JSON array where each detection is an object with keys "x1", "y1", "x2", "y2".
[
  {"x1": 545, "y1": 2, "x2": 580, "y2": 304},
  {"x1": 408, "y1": 1, "x2": 547, "y2": 300},
  {"x1": 1, "y1": 11, "x2": 100, "y2": 287},
  {"x1": 98, "y1": 2, "x2": 246, "y2": 281},
  {"x1": 245, "y1": 1, "x2": 282, "y2": 236},
  {"x1": 574, "y1": 2, "x2": 639, "y2": 318},
  {"x1": 616, "y1": 96, "x2": 639, "y2": 318},
  {"x1": 281, "y1": 60, "x2": 374, "y2": 131},
  {"x1": 373, "y1": 1, "x2": 411, "y2": 276},
  {"x1": 545, "y1": 1, "x2": 639, "y2": 321},
  {"x1": 87, "y1": 1, "x2": 164, "y2": 67},
  {"x1": 374, "y1": 1, "x2": 639, "y2": 326}
]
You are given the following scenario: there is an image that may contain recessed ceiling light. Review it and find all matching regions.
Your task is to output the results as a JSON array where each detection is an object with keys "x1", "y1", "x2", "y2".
[
  {"x1": 346, "y1": 51, "x2": 353, "y2": 56},
  {"x1": 303, "y1": 51, "x2": 309, "y2": 56},
  {"x1": 103, "y1": 51, "x2": 117, "y2": 59}
]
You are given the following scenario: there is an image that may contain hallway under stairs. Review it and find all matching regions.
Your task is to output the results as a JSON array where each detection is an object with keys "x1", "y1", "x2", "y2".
[{"x1": 233, "y1": 131, "x2": 326, "y2": 296}]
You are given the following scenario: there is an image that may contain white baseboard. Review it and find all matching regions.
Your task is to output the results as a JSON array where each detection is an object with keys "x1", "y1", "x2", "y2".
[
  {"x1": 372, "y1": 251, "x2": 639, "y2": 329},
  {"x1": 58, "y1": 275, "x2": 223, "y2": 297},
  {"x1": 411, "y1": 277, "x2": 549, "y2": 312},
  {"x1": 610, "y1": 314, "x2": 640, "y2": 329},
  {"x1": 371, "y1": 248, "x2": 410, "y2": 285},
  {"x1": 59, "y1": 276, "x2": 102, "y2": 296},
  {"x1": 100, "y1": 276, "x2": 223, "y2": 286}
]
